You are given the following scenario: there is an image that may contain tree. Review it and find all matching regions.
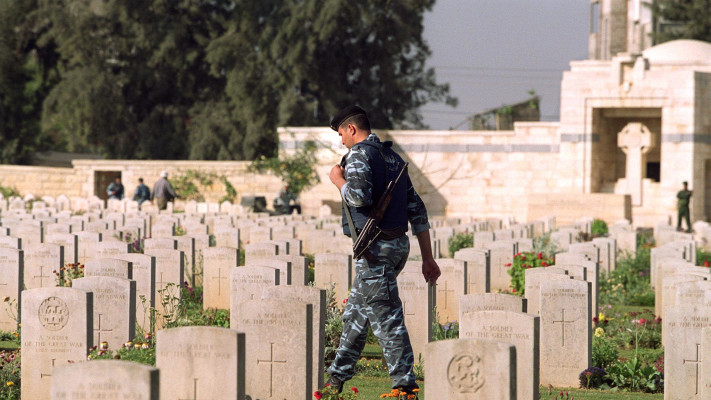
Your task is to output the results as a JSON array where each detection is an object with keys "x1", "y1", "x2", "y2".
[
  {"x1": 2, "y1": 1, "x2": 455, "y2": 161},
  {"x1": 0, "y1": 0, "x2": 59, "y2": 164},
  {"x1": 37, "y1": 0, "x2": 228, "y2": 159},
  {"x1": 651, "y1": 0, "x2": 711, "y2": 44},
  {"x1": 185, "y1": 0, "x2": 458, "y2": 159}
]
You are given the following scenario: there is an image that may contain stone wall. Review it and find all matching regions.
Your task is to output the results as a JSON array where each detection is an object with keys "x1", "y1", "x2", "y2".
[
  {"x1": 0, "y1": 165, "x2": 83, "y2": 198},
  {"x1": 279, "y1": 124, "x2": 629, "y2": 223},
  {"x1": 0, "y1": 160, "x2": 284, "y2": 212}
]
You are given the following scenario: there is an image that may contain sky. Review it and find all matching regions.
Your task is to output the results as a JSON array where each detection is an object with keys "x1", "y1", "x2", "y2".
[{"x1": 421, "y1": 0, "x2": 590, "y2": 130}]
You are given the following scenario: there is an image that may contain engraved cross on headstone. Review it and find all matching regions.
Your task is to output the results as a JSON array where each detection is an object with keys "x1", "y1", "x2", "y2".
[
  {"x1": 683, "y1": 343, "x2": 702, "y2": 395},
  {"x1": 40, "y1": 358, "x2": 56, "y2": 379},
  {"x1": 552, "y1": 309, "x2": 574, "y2": 347},
  {"x1": 34, "y1": 265, "x2": 51, "y2": 288},
  {"x1": 178, "y1": 378, "x2": 200, "y2": 400},
  {"x1": 402, "y1": 301, "x2": 416, "y2": 317},
  {"x1": 257, "y1": 342, "x2": 287, "y2": 397},
  {"x1": 439, "y1": 281, "x2": 454, "y2": 309},
  {"x1": 95, "y1": 314, "x2": 113, "y2": 344},
  {"x1": 156, "y1": 272, "x2": 167, "y2": 291},
  {"x1": 212, "y1": 268, "x2": 228, "y2": 296}
]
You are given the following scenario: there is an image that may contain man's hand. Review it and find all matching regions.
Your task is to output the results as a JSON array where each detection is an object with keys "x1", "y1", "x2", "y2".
[
  {"x1": 422, "y1": 258, "x2": 441, "y2": 286},
  {"x1": 329, "y1": 164, "x2": 346, "y2": 190}
]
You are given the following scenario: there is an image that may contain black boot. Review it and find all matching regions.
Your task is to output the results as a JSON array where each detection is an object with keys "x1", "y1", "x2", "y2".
[{"x1": 327, "y1": 375, "x2": 343, "y2": 393}]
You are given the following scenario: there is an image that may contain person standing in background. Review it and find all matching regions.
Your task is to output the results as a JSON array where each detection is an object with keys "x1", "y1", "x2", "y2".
[
  {"x1": 133, "y1": 178, "x2": 151, "y2": 207},
  {"x1": 151, "y1": 171, "x2": 177, "y2": 210},
  {"x1": 106, "y1": 177, "x2": 124, "y2": 200},
  {"x1": 677, "y1": 181, "x2": 692, "y2": 233}
]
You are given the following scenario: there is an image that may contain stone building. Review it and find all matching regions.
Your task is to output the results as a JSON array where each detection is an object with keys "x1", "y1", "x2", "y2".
[{"x1": 289, "y1": 39, "x2": 711, "y2": 226}]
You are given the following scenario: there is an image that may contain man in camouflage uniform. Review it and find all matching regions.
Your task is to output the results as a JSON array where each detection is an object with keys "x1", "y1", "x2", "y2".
[{"x1": 327, "y1": 106, "x2": 441, "y2": 394}]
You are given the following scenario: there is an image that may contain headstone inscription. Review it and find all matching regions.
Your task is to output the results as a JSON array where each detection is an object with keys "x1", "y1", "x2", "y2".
[
  {"x1": 664, "y1": 304, "x2": 711, "y2": 400},
  {"x1": 425, "y1": 338, "x2": 516, "y2": 400},
  {"x1": 262, "y1": 285, "x2": 327, "y2": 391},
  {"x1": 245, "y1": 258, "x2": 292, "y2": 286},
  {"x1": 72, "y1": 276, "x2": 136, "y2": 351},
  {"x1": 231, "y1": 299, "x2": 313, "y2": 400},
  {"x1": 157, "y1": 326, "x2": 246, "y2": 400},
  {"x1": 21, "y1": 287, "x2": 93, "y2": 400},
  {"x1": 24, "y1": 243, "x2": 64, "y2": 290},
  {"x1": 459, "y1": 293, "x2": 526, "y2": 319},
  {"x1": 90, "y1": 241, "x2": 130, "y2": 260},
  {"x1": 539, "y1": 278, "x2": 591, "y2": 387},
  {"x1": 51, "y1": 360, "x2": 159, "y2": 400},
  {"x1": 83, "y1": 258, "x2": 133, "y2": 279},
  {"x1": 230, "y1": 265, "x2": 280, "y2": 305},
  {"x1": 203, "y1": 247, "x2": 239, "y2": 309},
  {"x1": 460, "y1": 310, "x2": 539, "y2": 400}
]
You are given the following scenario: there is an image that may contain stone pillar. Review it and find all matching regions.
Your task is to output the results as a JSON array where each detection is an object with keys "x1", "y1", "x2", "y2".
[{"x1": 618, "y1": 122, "x2": 654, "y2": 206}]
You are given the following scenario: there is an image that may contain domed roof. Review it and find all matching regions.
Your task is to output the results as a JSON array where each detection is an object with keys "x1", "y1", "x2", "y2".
[{"x1": 643, "y1": 39, "x2": 711, "y2": 63}]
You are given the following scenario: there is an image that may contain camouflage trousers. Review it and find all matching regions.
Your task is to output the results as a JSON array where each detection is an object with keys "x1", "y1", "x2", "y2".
[{"x1": 327, "y1": 235, "x2": 417, "y2": 389}]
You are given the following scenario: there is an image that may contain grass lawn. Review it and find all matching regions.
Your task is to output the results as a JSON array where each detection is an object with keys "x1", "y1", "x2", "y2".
[{"x1": 346, "y1": 376, "x2": 662, "y2": 399}]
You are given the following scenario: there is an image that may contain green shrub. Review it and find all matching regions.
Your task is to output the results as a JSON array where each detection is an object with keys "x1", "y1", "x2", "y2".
[
  {"x1": 592, "y1": 333, "x2": 618, "y2": 369},
  {"x1": 248, "y1": 139, "x2": 320, "y2": 197},
  {"x1": 324, "y1": 284, "x2": 343, "y2": 365},
  {"x1": 0, "y1": 186, "x2": 20, "y2": 199},
  {"x1": 599, "y1": 246, "x2": 653, "y2": 306},
  {"x1": 448, "y1": 233, "x2": 473, "y2": 256},
  {"x1": 0, "y1": 350, "x2": 20, "y2": 398},
  {"x1": 697, "y1": 249, "x2": 711, "y2": 267},
  {"x1": 606, "y1": 357, "x2": 663, "y2": 393},
  {"x1": 219, "y1": 176, "x2": 237, "y2": 204},
  {"x1": 592, "y1": 219, "x2": 609, "y2": 237},
  {"x1": 88, "y1": 341, "x2": 156, "y2": 366},
  {"x1": 532, "y1": 232, "x2": 558, "y2": 259},
  {"x1": 507, "y1": 251, "x2": 555, "y2": 295},
  {"x1": 431, "y1": 307, "x2": 459, "y2": 341}
]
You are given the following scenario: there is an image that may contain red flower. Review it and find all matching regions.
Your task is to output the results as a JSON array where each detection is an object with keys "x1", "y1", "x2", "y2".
[
  {"x1": 541, "y1": 262, "x2": 548, "y2": 267},
  {"x1": 351, "y1": 387, "x2": 359, "y2": 393},
  {"x1": 314, "y1": 391, "x2": 323, "y2": 399},
  {"x1": 505, "y1": 263, "x2": 512, "y2": 267},
  {"x1": 537, "y1": 252, "x2": 543, "y2": 259},
  {"x1": 705, "y1": 261, "x2": 709, "y2": 267},
  {"x1": 512, "y1": 288, "x2": 517, "y2": 293}
]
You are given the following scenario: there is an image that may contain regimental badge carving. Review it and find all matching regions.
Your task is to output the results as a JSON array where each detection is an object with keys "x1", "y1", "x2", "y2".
[
  {"x1": 447, "y1": 353, "x2": 485, "y2": 393},
  {"x1": 38, "y1": 297, "x2": 69, "y2": 331}
]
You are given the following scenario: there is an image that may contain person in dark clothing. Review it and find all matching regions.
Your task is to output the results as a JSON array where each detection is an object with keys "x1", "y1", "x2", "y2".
[
  {"x1": 677, "y1": 181, "x2": 692, "y2": 233},
  {"x1": 326, "y1": 105, "x2": 440, "y2": 397},
  {"x1": 106, "y1": 177, "x2": 124, "y2": 200},
  {"x1": 133, "y1": 178, "x2": 151, "y2": 207}
]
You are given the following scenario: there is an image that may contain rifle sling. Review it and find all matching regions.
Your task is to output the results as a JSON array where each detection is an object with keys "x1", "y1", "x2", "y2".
[{"x1": 342, "y1": 199, "x2": 358, "y2": 245}]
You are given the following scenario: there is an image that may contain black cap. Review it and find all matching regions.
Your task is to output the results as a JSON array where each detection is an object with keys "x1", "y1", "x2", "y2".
[{"x1": 330, "y1": 106, "x2": 366, "y2": 131}]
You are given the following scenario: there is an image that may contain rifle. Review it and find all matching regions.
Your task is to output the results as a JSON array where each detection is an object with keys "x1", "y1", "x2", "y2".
[{"x1": 352, "y1": 162, "x2": 409, "y2": 261}]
